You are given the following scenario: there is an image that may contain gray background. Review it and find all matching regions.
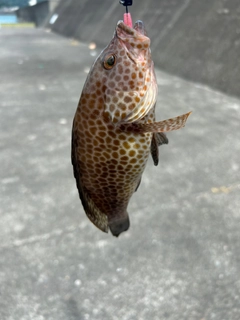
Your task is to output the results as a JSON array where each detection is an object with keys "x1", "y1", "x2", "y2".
[
  {"x1": 49, "y1": 0, "x2": 240, "y2": 98},
  {"x1": 1, "y1": 0, "x2": 240, "y2": 319}
]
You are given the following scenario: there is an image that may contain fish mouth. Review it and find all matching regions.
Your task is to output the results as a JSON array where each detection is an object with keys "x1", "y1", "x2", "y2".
[
  {"x1": 116, "y1": 20, "x2": 150, "y2": 63},
  {"x1": 133, "y1": 20, "x2": 147, "y2": 36},
  {"x1": 117, "y1": 19, "x2": 146, "y2": 35},
  {"x1": 116, "y1": 20, "x2": 149, "y2": 45}
]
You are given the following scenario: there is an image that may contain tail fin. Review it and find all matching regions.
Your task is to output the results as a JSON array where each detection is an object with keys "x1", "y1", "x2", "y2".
[{"x1": 109, "y1": 215, "x2": 130, "y2": 237}]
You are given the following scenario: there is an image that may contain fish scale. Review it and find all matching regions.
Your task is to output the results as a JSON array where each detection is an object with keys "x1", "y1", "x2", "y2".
[{"x1": 72, "y1": 20, "x2": 191, "y2": 237}]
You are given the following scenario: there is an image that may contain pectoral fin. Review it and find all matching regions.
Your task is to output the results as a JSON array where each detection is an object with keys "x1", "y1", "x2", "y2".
[{"x1": 119, "y1": 112, "x2": 191, "y2": 134}]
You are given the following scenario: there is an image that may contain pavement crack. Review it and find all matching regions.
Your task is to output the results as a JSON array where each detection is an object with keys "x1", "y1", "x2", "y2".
[{"x1": 1, "y1": 225, "x2": 78, "y2": 249}]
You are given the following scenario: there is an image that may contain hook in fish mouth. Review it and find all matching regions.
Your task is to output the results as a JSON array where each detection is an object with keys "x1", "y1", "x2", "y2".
[
  {"x1": 116, "y1": 19, "x2": 147, "y2": 38},
  {"x1": 116, "y1": 20, "x2": 150, "y2": 63},
  {"x1": 116, "y1": 20, "x2": 150, "y2": 52}
]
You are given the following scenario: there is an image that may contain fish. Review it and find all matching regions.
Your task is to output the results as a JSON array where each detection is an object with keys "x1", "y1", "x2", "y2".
[{"x1": 71, "y1": 20, "x2": 191, "y2": 237}]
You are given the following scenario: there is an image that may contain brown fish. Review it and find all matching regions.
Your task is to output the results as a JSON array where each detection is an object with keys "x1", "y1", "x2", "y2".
[{"x1": 72, "y1": 20, "x2": 191, "y2": 237}]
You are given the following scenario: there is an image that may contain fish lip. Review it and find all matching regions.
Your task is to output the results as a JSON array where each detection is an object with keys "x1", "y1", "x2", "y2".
[
  {"x1": 116, "y1": 20, "x2": 146, "y2": 36},
  {"x1": 133, "y1": 20, "x2": 147, "y2": 36},
  {"x1": 116, "y1": 20, "x2": 150, "y2": 63},
  {"x1": 116, "y1": 20, "x2": 134, "y2": 34},
  {"x1": 116, "y1": 20, "x2": 147, "y2": 41}
]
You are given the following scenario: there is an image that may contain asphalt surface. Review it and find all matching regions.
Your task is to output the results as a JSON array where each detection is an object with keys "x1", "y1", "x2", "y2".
[{"x1": 1, "y1": 27, "x2": 240, "y2": 320}]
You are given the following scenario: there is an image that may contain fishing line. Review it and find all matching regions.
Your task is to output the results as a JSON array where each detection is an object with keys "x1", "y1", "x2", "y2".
[
  {"x1": 119, "y1": 0, "x2": 133, "y2": 27},
  {"x1": 119, "y1": 0, "x2": 133, "y2": 13}
]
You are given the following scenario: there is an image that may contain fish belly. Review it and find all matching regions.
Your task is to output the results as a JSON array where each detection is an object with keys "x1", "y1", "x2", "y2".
[{"x1": 74, "y1": 112, "x2": 152, "y2": 220}]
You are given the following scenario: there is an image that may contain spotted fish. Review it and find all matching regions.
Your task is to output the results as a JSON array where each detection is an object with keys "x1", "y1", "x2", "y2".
[{"x1": 72, "y1": 20, "x2": 191, "y2": 237}]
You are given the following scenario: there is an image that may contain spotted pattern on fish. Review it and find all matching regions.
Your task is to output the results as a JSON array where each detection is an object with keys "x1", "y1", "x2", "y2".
[{"x1": 72, "y1": 20, "x2": 191, "y2": 237}]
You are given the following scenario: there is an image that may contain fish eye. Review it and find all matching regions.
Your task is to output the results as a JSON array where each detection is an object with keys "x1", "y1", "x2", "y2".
[{"x1": 103, "y1": 54, "x2": 116, "y2": 70}]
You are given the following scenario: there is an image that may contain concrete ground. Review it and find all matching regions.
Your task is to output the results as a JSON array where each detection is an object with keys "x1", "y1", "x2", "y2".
[
  {"x1": 49, "y1": 0, "x2": 240, "y2": 98},
  {"x1": 0, "y1": 27, "x2": 240, "y2": 320}
]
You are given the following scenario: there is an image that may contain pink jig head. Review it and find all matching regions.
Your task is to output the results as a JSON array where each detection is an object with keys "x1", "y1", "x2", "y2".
[
  {"x1": 120, "y1": 0, "x2": 133, "y2": 27},
  {"x1": 123, "y1": 12, "x2": 133, "y2": 28}
]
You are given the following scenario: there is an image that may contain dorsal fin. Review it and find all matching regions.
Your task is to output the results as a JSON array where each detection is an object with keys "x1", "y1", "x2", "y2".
[{"x1": 71, "y1": 129, "x2": 108, "y2": 233}]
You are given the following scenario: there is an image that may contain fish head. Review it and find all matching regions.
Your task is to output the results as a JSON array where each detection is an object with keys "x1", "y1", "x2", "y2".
[
  {"x1": 86, "y1": 20, "x2": 158, "y2": 124},
  {"x1": 115, "y1": 20, "x2": 150, "y2": 64}
]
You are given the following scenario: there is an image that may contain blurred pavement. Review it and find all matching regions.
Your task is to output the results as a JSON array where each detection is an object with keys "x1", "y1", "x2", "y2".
[
  {"x1": 1, "y1": 27, "x2": 240, "y2": 320},
  {"x1": 48, "y1": 0, "x2": 240, "y2": 98}
]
